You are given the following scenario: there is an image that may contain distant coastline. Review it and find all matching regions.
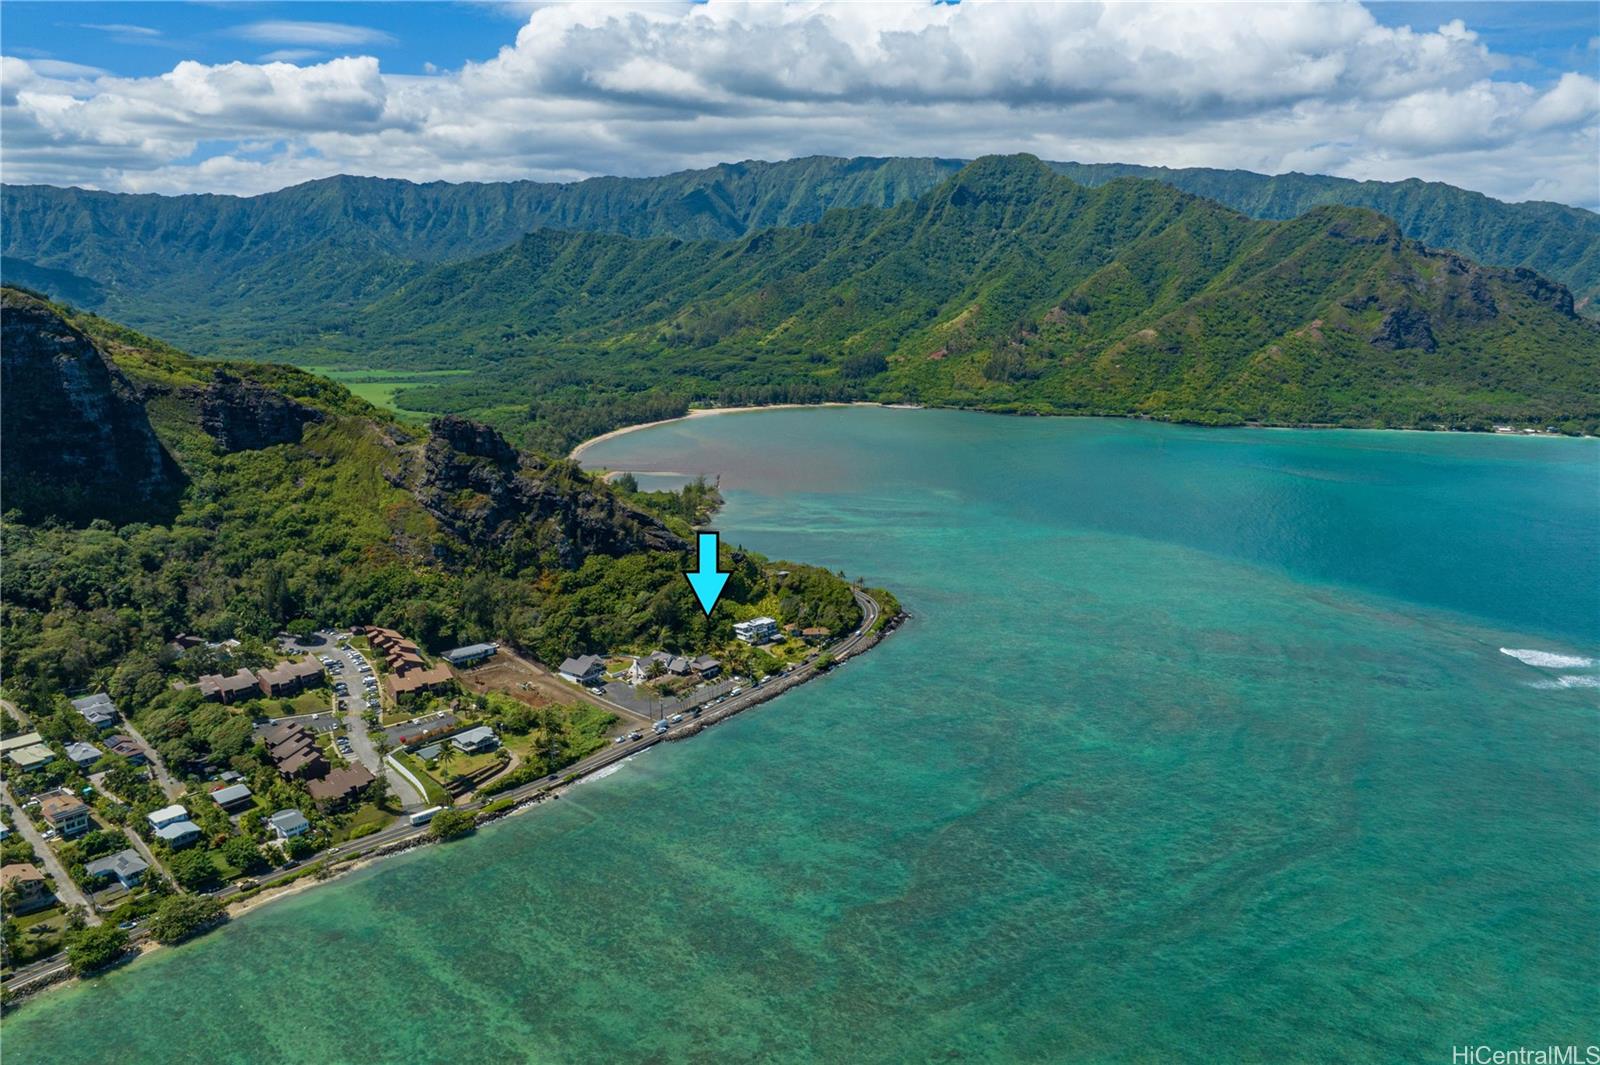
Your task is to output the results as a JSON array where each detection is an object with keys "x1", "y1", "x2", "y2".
[
  {"x1": 569, "y1": 402, "x2": 897, "y2": 461},
  {"x1": 570, "y1": 403, "x2": 1586, "y2": 463}
]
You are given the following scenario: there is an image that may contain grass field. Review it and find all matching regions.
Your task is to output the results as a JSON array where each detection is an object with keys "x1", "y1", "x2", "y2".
[
  {"x1": 301, "y1": 367, "x2": 471, "y2": 415},
  {"x1": 394, "y1": 751, "x2": 453, "y2": 806},
  {"x1": 328, "y1": 801, "x2": 395, "y2": 844}
]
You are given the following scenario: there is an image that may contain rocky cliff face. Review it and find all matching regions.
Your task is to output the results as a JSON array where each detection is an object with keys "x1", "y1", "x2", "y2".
[
  {"x1": 1, "y1": 288, "x2": 184, "y2": 524},
  {"x1": 200, "y1": 370, "x2": 322, "y2": 451},
  {"x1": 413, "y1": 415, "x2": 686, "y2": 568}
]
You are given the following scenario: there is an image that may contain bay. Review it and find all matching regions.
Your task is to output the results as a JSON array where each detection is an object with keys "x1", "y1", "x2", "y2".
[{"x1": 6, "y1": 410, "x2": 1596, "y2": 1063}]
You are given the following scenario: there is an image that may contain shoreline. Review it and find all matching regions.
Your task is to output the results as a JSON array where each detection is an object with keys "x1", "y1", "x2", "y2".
[
  {"x1": 569, "y1": 403, "x2": 1587, "y2": 463},
  {"x1": 1, "y1": 593, "x2": 906, "y2": 1013},
  {"x1": 568, "y1": 402, "x2": 901, "y2": 460}
]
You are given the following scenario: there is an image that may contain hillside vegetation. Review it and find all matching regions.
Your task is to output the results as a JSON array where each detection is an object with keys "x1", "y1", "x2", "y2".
[
  {"x1": 325, "y1": 156, "x2": 1600, "y2": 445},
  {"x1": 0, "y1": 288, "x2": 861, "y2": 710},
  {"x1": 4, "y1": 156, "x2": 1595, "y2": 450},
  {"x1": 4, "y1": 152, "x2": 1596, "y2": 352}
]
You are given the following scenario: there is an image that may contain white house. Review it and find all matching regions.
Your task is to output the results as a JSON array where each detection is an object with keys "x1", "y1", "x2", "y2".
[
  {"x1": 733, "y1": 617, "x2": 780, "y2": 644},
  {"x1": 627, "y1": 651, "x2": 691, "y2": 684},
  {"x1": 451, "y1": 725, "x2": 500, "y2": 754},
  {"x1": 153, "y1": 820, "x2": 202, "y2": 848},
  {"x1": 147, "y1": 804, "x2": 190, "y2": 831},
  {"x1": 558, "y1": 655, "x2": 605, "y2": 685},
  {"x1": 267, "y1": 809, "x2": 310, "y2": 841}
]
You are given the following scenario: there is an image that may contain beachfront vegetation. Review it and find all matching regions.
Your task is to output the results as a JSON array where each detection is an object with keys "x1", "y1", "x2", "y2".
[
  {"x1": 428, "y1": 809, "x2": 475, "y2": 840},
  {"x1": 147, "y1": 895, "x2": 227, "y2": 945},
  {"x1": 64, "y1": 923, "x2": 129, "y2": 975}
]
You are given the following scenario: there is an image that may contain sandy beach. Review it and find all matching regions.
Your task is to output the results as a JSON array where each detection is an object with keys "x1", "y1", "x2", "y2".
[{"x1": 568, "y1": 402, "x2": 897, "y2": 461}]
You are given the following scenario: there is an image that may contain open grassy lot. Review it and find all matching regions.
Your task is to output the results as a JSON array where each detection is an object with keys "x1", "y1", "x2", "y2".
[
  {"x1": 327, "y1": 801, "x2": 396, "y2": 844},
  {"x1": 300, "y1": 367, "x2": 470, "y2": 416}
]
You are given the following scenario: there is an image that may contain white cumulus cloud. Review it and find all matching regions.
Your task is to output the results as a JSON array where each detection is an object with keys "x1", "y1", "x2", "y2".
[{"x1": 1, "y1": 0, "x2": 1595, "y2": 208}]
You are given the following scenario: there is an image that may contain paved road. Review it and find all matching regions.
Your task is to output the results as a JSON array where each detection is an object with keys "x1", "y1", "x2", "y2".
[
  {"x1": 332, "y1": 638, "x2": 425, "y2": 811},
  {"x1": 3, "y1": 593, "x2": 889, "y2": 990},
  {"x1": 118, "y1": 719, "x2": 182, "y2": 801},
  {"x1": 0, "y1": 782, "x2": 101, "y2": 926}
]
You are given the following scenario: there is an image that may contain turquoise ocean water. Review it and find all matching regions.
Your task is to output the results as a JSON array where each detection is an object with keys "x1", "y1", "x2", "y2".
[{"x1": 5, "y1": 410, "x2": 1596, "y2": 1063}]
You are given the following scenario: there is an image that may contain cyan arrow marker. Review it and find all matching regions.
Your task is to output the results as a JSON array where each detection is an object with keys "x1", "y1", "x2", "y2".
[{"x1": 684, "y1": 531, "x2": 730, "y2": 616}]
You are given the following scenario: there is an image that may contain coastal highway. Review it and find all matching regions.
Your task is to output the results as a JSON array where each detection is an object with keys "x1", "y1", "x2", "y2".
[{"x1": 2, "y1": 590, "x2": 889, "y2": 995}]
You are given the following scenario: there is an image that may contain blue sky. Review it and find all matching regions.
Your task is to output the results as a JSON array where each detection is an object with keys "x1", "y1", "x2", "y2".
[
  {"x1": 5, "y1": 2, "x2": 1588, "y2": 84},
  {"x1": 2, "y1": 2, "x2": 1596, "y2": 206},
  {"x1": 1, "y1": 2, "x2": 519, "y2": 77}
]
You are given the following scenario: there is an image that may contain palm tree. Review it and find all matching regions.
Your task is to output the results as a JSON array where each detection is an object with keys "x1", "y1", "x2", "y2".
[{"x1": 433, "y1": 742, "x2": 456, "y2": 779}]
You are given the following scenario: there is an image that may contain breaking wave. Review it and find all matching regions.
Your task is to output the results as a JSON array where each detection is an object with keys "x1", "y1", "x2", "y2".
[
  {"x1": 1535, "y1": 674, "x2": 1600, "y2": 690},
  {"x1": 1499, "y1": 648, "x2": 1595, "y2": 669}
]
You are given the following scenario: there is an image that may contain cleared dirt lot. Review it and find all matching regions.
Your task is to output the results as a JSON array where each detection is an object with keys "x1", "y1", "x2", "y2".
[{"x1": 453, "y1": 650, "x2": 651, "y2": 724}]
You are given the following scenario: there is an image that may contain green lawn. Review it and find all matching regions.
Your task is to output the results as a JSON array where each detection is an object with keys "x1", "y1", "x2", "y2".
[
  {"x1": 327, "y1": 801, "x2": 397, "y2": 843},
  {"x1": 289, "y1": 690, "x2": 330, "y2": 714},
  {"x1": 393, "y1": 751, "x2": 452, "y2": 807},
  {"x1": 301, "y1": 367, "x2": 470, "y2": 415}
]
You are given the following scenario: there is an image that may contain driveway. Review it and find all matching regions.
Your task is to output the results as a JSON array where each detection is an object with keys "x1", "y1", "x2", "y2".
[
  {"x1": 118, "y1": 824, "x2": 175, "y2": 892},
  {"x1": 0, "y1": 782, "x2": 101, "y2": 924},
  {"x1": 118, "y1": 719, "x2": 182, "y2": 801}
]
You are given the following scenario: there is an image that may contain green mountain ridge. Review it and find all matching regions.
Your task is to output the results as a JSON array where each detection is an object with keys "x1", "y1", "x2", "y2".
[
  {"x1": 5, "y1": 152, "x2": 1597, "y2": 343},
  {"x1": 324, "y1": 156, "x2": 1600, "y2": 442}
]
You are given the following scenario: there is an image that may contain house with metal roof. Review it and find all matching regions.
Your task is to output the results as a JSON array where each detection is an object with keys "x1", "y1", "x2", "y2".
[
  {"x1": 148, "y1": 804, "x2": 190, "y2": 830},
  {"x1": 558, "y1": 655, "x2": 605, "y2": 684},
  {"x1": 0, "y1": 731, "x2": 44, "y2": 755},
  {"x1": 450, "y1": 725, "x2": 500, "y2": 754},
  {"x1": 267, "y1": 809, "x2": 311, "y2": 840},
  {"x1": 442, "y1": 642, "x2": 498, "y2": 667},
  {"x1": 84, "y1": 848, "x2": 148, "y2": 890},
  {"x1": 154, "y1": 820, "x2": 202, "y2": 848},
  {"x1": 210, "y1": 783, "x2": 254, "y2": 811},
  {"x1": 6, "y1": 741, "x2": 56, "y2": 771},
  {"x1": 64, "y1": 741, "x2": 104, "y2": 767},
  {"x1": 71, "y1": 693, "x2": 121, "y2": 729}
]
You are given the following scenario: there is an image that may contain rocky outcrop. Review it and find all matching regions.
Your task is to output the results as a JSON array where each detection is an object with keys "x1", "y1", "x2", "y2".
[
  {"x1": 0, "y1": 288, "x2": 184, "y2": 523},
  {"x1": 200, "y1": 371, "x2": 322, "y2": 451},
  {"x1": 413, "y1": 416, "x2": 685, "y2": 568},
  {"x1": 1371, "y1": 305, "x2": 1437, "y2": 352}
]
